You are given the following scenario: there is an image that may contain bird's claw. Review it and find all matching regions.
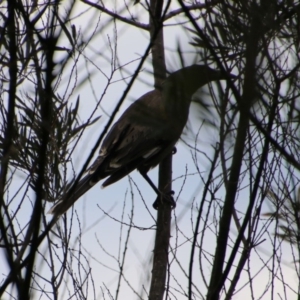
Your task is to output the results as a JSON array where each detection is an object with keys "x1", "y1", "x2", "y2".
[{"x1": 152, "y1": 190, "x2": 176, "y2": 209}]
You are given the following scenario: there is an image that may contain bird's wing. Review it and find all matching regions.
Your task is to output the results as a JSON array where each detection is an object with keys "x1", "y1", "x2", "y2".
[
  {"x1": 89, "y1": 121, "x2": 171, "y2": 175},
  {"x1": 88, "y1": 91, "x2": 175, "y2": 177}
]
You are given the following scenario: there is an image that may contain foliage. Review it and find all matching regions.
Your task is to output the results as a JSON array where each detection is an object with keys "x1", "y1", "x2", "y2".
[{"x1": 1, "y1": 1, "x2": 300, "y2": 300}]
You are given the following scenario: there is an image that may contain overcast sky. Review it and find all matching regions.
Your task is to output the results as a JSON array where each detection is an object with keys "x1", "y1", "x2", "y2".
[{"x1": 1, "y1": 1, "x2": 299, "y2": 299}]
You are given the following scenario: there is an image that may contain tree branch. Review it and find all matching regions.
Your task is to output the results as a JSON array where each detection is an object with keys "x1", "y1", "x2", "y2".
[{"x1": 81, "y1": 0, "x2": 149, "y2": 30}]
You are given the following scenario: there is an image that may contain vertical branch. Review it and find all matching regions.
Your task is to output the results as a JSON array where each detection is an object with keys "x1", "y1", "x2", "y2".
[
  {"x1": 149, "y1": 0, "x2": 166, "y2": 89},
  {"x1": 148, "y1": 1, "x2": 172, "y2": 300},
  {"x1": 207, "y1": 5, "x2": 262, "y2": 300},
  {"x1": 0, "y1": 0, "x2": 20, "y2": 294},
  {"x1": 22, "y1": 6, "x2": 57, "y2": 299}
]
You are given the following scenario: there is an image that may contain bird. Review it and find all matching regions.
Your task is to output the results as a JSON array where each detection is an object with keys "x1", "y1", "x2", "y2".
[{"x1": 48, "y1": 64, "x2": 228, "y2": 216}]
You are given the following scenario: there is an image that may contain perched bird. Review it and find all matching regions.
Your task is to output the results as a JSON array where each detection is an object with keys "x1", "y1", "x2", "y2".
[{"x1": 49, "y1": 65, "x2": 228, "y2": 216}]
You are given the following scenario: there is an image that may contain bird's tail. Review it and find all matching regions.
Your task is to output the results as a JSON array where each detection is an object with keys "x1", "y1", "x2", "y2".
[{"x1": 48, "y1": 174, "x2": 95, "y2": 217}]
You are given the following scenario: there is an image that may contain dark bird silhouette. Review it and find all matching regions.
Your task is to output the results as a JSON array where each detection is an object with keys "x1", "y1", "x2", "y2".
[{"x1": 49, "y1": 65, "x2": 228, "y2": 216}]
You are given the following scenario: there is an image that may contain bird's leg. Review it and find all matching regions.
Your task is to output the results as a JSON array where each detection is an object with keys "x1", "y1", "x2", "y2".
[
  {"x1": 152, "y1": 190, "x2": 175, "y2": 209},
  {"x1": 139, "y1": 171, "x2": 176, "y2": 209}
]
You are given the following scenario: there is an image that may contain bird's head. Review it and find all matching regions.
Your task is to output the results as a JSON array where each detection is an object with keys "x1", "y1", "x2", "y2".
[{"x1": 165, "y1": 64, "x2": 232, "y2": 100}]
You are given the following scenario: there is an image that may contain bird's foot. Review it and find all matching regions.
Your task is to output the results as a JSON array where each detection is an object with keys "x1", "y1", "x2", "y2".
[{"x1": 152, "y1": 190, "x2": 176, "y2": 209}]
